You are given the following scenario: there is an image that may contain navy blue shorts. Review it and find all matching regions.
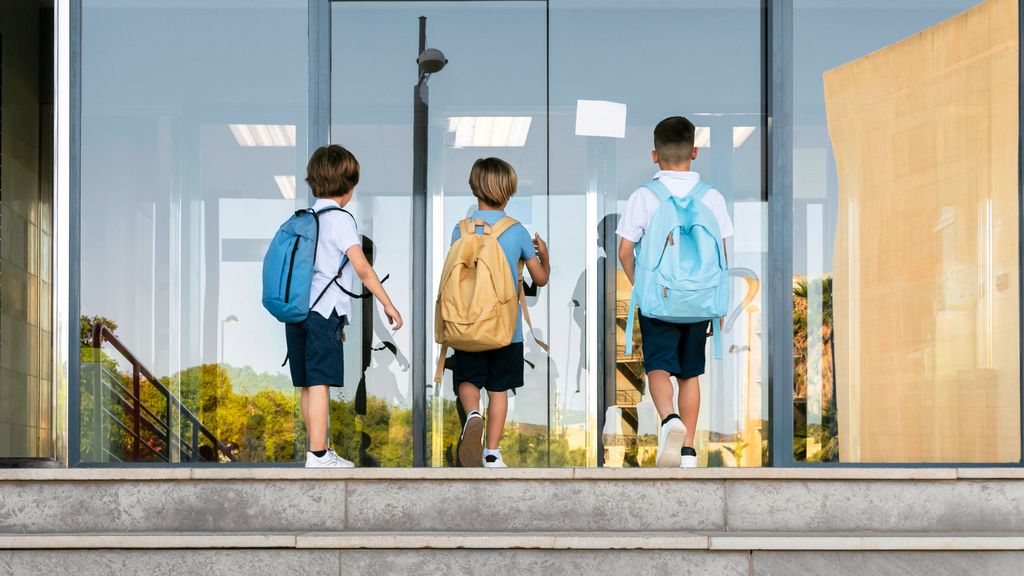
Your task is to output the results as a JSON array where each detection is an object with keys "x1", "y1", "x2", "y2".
[
  {"x1": 453, "y1": 342, "x2": 524, "y2": 393},
  {"x1": 285, "y1": 311, "x2": 345, "y2": 388},
  {"x1": 638, "y1": 313, "x2": 710, "y2": 380}
]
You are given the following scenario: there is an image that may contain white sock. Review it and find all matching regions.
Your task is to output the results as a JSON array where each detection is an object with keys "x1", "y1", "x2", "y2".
[{"x1": 483, "y1": 448, "x2": 500, "y2": 458}]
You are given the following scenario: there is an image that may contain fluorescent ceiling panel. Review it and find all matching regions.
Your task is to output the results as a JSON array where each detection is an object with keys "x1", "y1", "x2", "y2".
[
  {"x1": 274, "y1": 175, "x2": 296, "y2": 199},
  {"x1": 574, "y1": 99, "x2": 627, "y2": 138},
  {"x1": 447, "y1": 116, "x2": 532, "y2": 147},
  {"x1": 694, "y1": 127, "x2": 711, "y2": 149},
  {"x1": 733, "y1": 126, "x2": 756, "y2": 148},
  {"x1": 229, "y1": 124, "x2": 297, "y2": 147}
]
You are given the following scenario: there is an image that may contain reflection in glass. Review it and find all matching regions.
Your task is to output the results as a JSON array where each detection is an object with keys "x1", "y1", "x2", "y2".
[
  {"x1": 793, "y1": 0, "x2": 1019, "y2": 462},
  {"x1": 332, "y1": 1, "x2": 557, "y2": 467},
  {"x1": 79, "y1": 0, "x2": 308, "y2": 463},
  {"x1": 551, "y1": 0, "x2": 766, "y2": 467}
]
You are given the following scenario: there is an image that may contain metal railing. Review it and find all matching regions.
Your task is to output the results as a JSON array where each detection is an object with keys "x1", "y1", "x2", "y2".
[{"x1": 88, "y1": 322, "x2": 237, "y2": 463}]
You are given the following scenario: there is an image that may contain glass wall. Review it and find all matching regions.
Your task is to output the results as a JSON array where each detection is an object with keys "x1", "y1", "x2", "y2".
[
  {"x1": 70, "y1": 0, "x2": 1022, "y2": 467},
  {"x1": 79, "y1": 0, "x2": 308, "y2": 463},
  {"x1": 551, "y1": 0, "x2": 767, "y2": 467},
  {"x1": 792, "y1": 0, "x2": 1020, "y2": 463},
  {"x1": 0, "y1": 0, "x2": 54, "y2": 460},
  {"x1": 331, "y1": 2, "x2": 559, "y2": 467}
]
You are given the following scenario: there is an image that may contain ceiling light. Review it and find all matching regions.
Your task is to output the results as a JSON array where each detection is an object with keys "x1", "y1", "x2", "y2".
[
  {"x1": 694, "y1": 127, "x2": 711, "y2": 149},
  {"x1": 274, "y1": 175, "x2": 296, "y2": 199},
  {"x1": 447, "y1": 117, "x2": 532, "y2": 147},
  {"x1": 733, "y1": 126, "x2": 756, "y2": 148},
  {"x1": 229, "y1": 124, "x2": 297, "y2": 147}
]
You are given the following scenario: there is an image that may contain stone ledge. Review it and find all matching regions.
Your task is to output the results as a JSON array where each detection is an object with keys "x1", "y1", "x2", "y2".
[
  {"x1": 3, "y1": 532, "x2": 1024, "y2": 551},
  {"x1": 6, "y1": 467, "x2": 1014, "y2": 482}
]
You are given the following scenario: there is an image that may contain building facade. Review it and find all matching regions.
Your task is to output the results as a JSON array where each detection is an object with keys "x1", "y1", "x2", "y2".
[{"x1": 1, "y1": 0, "x2": 1022, "y2": 470}]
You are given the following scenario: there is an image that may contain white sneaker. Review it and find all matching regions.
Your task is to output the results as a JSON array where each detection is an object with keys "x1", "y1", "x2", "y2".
[
  {"x1": 680, "y1": 451, "x2": 698, "y2": 469},
  {"x1": 656, "y1": 417, "x2": 687, "y2": 468},
  {"x1": 305, "y1": 450, "x2": 346, "y2": 468},
  {"x1": 326, "y1": 448, "x2": 355, "y2": 468},
  {"x1": 482, "y1": 452, "x2": 507, "y2": 468}
]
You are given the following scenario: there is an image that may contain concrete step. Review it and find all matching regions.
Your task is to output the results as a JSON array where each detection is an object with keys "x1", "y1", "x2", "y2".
[
  {"x1": 2, "y1": 533, "x2": 1024, "y2": 576},
  {"x1": 2, "y1": 468, "x2": 1023, "y2": 535},
  {"x1": 2, "y1": 531, "x2": 1024, "y2": 551}
]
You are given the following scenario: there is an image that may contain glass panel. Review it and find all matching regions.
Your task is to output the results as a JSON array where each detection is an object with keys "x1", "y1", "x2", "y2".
[
  {"x1": 0, "y1": 1, "x2": 54, "y2": 459},
  {"x1": 80, "y1": 0, "x2": 307, "y2": 463},
  {"x1": 330, "y1": 1, "x2": 553, "y2": 467},
  {"x1": 793, "y1": 0, "x2": 1020, "y2": 462},
  {"x1": 551, "y1": 0, "x2": 767, "y2": 467}
]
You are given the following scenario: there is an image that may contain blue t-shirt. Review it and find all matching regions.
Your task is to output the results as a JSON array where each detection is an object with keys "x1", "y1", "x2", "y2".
[{"x1": 450, "y1": 210, "x2": 535, "y2": 343}]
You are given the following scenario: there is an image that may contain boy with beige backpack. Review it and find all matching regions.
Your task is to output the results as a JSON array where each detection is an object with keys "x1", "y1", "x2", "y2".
[{"x1": 434, "y1": 157, "x2": 550, "y2": 468}]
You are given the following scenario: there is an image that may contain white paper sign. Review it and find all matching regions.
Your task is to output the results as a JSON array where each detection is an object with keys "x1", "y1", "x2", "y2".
[{"x1": 574, "y1": 99, "x2": 627, "y2": 139}]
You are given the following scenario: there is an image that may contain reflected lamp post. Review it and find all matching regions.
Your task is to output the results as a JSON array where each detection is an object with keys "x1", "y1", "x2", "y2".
[
  {"x1": 412, "y1": 16, "x2": 446, "y2": 467},
  {"x1": 220, "y1": 315, "x2": 238, "y2": 368}
]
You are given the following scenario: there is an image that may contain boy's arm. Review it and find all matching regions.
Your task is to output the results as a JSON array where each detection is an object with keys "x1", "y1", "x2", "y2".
[
  {"x1": 345, "y1": 244, "x2": 403, "y2": 330},
  {"x1": 525, "y1": 233, "x2": 550, "y2": 287},
  {"x1": 618, "y1": 237, "x2": 637, "y2": 285}
]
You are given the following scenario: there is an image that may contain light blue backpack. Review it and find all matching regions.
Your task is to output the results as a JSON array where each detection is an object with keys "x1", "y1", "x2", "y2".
[
  {"x1": 262, "y1": 206, "x2": 353, "y2": 324},
  {"x1": 625, "y1": 179, "x2": 730, "y2": 359}
]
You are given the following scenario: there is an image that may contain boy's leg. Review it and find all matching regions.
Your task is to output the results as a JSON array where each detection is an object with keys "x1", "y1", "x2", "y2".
[
  {"x1": 647, "y1": 369, "x2": 676, "y2": 420},
  {"x1": 485, "y1": 390, "x2": 508, "y2": 450},
  {"x1": 304, "y1": 384, "x2": 330, "y2": 452},
  {"x1": 458, "y1": 381, "x2": 482, "y2": 414},
  {"x1": 300, "y1": 388, "x2": 309, "y2": 440},
  {"x1": 677, "y1": 376, "x2": 700, "y2": 448}
]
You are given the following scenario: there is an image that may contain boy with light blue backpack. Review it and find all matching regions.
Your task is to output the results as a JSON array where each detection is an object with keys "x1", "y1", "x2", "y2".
[
  {"x1": 263, "y1": 145, "x2": 402, "y2": 468},
  {"x1": 617, "y1": 117, "x2": 733, "y2": 468}
]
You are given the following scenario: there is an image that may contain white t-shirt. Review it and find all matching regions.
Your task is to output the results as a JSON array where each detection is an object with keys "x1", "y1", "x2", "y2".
[
  {"x1": 309, "y1": 198, "x2": 361, "y2": 321},
  {"x1": 615, "y1": 170, "x2": 734, "y2": 243}
]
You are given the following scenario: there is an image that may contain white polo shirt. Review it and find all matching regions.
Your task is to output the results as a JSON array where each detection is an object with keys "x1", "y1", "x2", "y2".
[
  {"x1": 615, "y1": 170, "x2": 734, "y2": 243},
  {"x1": 309, "y1": 198, "x2": 361, "y2": 321}
]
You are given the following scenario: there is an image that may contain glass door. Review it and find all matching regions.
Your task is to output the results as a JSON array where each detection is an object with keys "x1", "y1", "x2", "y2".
[{"x1": 329, "y1": 1, "x2": 574, "y2": 467}]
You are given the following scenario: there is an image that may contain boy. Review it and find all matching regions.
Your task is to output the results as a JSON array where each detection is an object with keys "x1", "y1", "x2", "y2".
[
  {"x1": 453, "y1": 157, "x2": 550, "y2": 468},
  {"x1": 287, "y1": 144, "x2": 403, "y2": 468},
  {"x1": 616, "y1": 117, "x2": 734, "y2": 468}
]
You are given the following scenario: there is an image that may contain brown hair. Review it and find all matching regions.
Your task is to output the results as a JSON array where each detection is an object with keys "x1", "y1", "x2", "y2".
[
  {"x1": 306, "y1": 145, "x2": 360, "y2": 198},
  {"x1": 469, "y1": 157, "x2": 517, "y2": 207}
]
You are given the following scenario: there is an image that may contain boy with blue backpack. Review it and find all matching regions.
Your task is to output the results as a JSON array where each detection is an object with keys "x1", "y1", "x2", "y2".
[
  {"x1": 617, "y1": 117, "x2": 733, "y2": 468},
  {"x1": 263, "y1": 145, "x2": 402, "y2": 468}
]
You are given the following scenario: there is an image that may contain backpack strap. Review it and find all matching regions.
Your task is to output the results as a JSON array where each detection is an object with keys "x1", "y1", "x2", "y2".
[
  {"x1": 641, "y1": 179, "x2": 672, "y2": 202},
  {"x1": 434, "y1": 344, "x2": 448, "y2": 384},
  {"x1": 624, "y1": 287, "x2": 638, "y2": 356},
  {"x1": 689, "y1": 182, "x2": 713, "y2": 204},
  {"x1": 490, "y1": 216, "x2": 518, "y2": 238},
  {"x1": 517, "y1": 260, "x2": 549, "y2": 352}
]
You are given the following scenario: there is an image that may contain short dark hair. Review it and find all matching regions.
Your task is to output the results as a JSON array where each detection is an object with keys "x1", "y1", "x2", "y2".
[
  {"x1": 306, "y1": 145, "x2": 360, "y2": 198},
  {"x1": 653, "y1": 116, "x2": 696, "y2": 165}
]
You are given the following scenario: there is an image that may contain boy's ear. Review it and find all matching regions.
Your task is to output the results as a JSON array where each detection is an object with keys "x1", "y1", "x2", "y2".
[
  {"x1": 691, "y1": 147, "x2": 699, "y2": 162},
  {"x1": 651, "y1": 150, "x2": 659, "y2": 165}
]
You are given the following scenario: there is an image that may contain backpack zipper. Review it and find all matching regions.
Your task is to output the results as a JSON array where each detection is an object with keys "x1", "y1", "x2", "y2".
[{"x1": 283, "y1": 236, "x2": 301, "y2": 303}]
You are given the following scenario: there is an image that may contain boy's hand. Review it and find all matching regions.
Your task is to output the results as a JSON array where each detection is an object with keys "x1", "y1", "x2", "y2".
[
  {"x1": 706, "y1": 318, "x2": 725, "y2": 337},
  {"x1": 533, "y1": 234, "x2": 548, "y2": 261},
  {"x1": 384, "y1": 304, "x2": 403, "y2": 331}
]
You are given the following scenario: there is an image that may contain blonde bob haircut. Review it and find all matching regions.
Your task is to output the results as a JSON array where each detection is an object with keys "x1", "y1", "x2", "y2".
[{"x1": 469, "y1": 157, "x2": 517, "y2": 207}]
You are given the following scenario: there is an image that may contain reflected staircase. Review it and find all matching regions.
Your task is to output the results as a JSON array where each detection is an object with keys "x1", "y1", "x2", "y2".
[{"x1": 82, "y1": 322, "x2": 236, "y2": 463}]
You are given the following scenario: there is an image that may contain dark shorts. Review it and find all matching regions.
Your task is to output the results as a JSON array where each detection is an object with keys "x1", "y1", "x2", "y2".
[
  {"x1": 452, "y1": 342, "x2": 525, "y2": 393},
  {"x1": 285, "y1": 311, "x2": 345, "y2": 388},
  {"x1": 638, "y1": 313, "x2": 710, "y2": 380}
]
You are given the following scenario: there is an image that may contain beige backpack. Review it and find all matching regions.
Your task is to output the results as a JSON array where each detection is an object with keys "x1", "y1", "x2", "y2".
[{"x1": 433, "y1": 216, "x2": 546, "y2": 383}]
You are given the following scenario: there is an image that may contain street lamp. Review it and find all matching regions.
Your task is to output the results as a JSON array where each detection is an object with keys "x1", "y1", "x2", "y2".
[
  {"x1": 220, "y1": 315, "x2": 239, "y2": 368},
  {"x1": 412, "y1": 16, "x2": 446, "y2": 467}
]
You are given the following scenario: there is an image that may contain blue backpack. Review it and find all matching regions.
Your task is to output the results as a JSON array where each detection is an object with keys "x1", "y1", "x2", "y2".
[
  {"x1": 262, "y1": 206, "x2": 359, "y2": 324},
  {"x1": 625, "y1": 179, "x2": 730, "y2": 359}
]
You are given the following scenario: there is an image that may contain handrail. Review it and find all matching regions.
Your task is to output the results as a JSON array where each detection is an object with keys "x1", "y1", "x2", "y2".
[{"x1": 89, "y1": 322, "x2": 237, "y2": 463}]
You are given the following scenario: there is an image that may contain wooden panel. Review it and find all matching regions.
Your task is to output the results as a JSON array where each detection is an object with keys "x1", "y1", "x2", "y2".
[{"x1": 825, "y1": 0, "x2": 1020, "y2": 462}]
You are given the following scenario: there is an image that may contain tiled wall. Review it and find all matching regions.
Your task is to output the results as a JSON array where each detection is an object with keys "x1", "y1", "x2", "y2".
[{"x1": 0, "y1": 0, "x2": 53, "y2": 459}]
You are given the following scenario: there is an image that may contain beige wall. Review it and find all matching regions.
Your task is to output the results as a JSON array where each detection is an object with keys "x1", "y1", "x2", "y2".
[
  {"x1": 0, "y1": 0, "x2": 53, "y2": 459},
  {"x1": 826, "y1": 0, "x2": 1020, "y2": 462}
]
